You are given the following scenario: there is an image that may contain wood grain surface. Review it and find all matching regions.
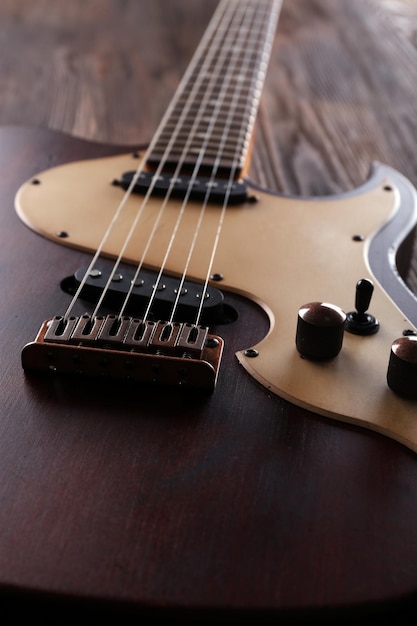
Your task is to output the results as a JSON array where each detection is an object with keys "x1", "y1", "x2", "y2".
[
  {"x1": 0, "y1": 1, "x2": 414, "y2": 163},
  {"x1": 1, "y1": 1, "x2": 417, "y2": 624}
]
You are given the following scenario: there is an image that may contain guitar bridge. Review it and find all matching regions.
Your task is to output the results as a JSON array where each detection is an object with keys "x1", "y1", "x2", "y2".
[{"x1": 22, "y1": 315, "x2": 223, "y2": 390}]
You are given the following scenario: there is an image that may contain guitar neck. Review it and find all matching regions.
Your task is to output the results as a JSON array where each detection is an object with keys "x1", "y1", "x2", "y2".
[{"x1": 145, "y1": 0, "x2": 282, "y2": 179}]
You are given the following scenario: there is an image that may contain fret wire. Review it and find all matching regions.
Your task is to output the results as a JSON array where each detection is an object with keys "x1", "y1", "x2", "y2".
[
  {"x1": 148, "y1": 0, "x2": 281, "y2": 175},
  {"x1": 193, "y1": 0, "x2": 282, "y2": 322},
  {"x1": 170, "y1": 1, "x2": 282, "y2": 323},
  {"x1": 146, "y1": 0, "x2": 262, "y2": 177},
  {"x1": 143, "y1": 1, "x2": 235, "y2": 156},
  {"x1": 65, "y1": 0, "x2": 238, "y2": 318},
  {"x1": 82, "y1": 0, "x2": 237, "y2": 320},
  {"x1": 168, "y1": 0, "x2": 273, "y2": 324},
  {"x1": 118, "y1": 0, "x2": 250, "y2": 320},
  {"x1": 162, "y1": 0, "x2": 266, "y2": 176},
  {"x1": 65, "y1": 0, "x2": 282, "y2": 322},
  {"x1": 141, "y1": 0, "x2": 265, "y2": 322}
]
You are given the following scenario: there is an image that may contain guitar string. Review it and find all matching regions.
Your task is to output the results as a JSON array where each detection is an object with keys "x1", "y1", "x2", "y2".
[
  {"x1": 86, "y1": 0, "x2": 251, "y2": 323},
  {"x1": 62, "y1": 0, "x2": 230, "y2": 320},
  {"x1": 117, "y1": 0, "x2": 268, "y2": 324},
  {"x1": 139, "y1": 0, "x2": 264, "y2": 325},
  {"x1": 115, "y1": 0, "x2": 280, "y2": 327},
  {"x1": 128, "y1": 0, "x2": 281, "y2": 327},
  {"x1": 167, "y1": 0, "x2": 281, "y2": 327},
  {"x1": 117, "y1": 0, "x2": 242, "y2": 322},
  {"x1": 64, "y1": 0, "x2": 280, "y2": 328},
  {"x1": 193, "y1": 0, "x2": 281, "y2": 326},
  {"x1": 70, "y1": 0, "x2": 278, "y2": 318},
  {"x1": 89, "y1": 3, "x2": 241, "y2": 320}
]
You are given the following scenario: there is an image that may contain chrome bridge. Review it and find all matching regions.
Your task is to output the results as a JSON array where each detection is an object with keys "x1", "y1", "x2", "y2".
[{"x1": 22, "y1": 314, "x2": 223, "y2": 390}]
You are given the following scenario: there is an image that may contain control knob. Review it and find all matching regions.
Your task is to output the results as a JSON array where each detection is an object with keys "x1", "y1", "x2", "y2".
[
  {"x1": 296, "y1": 302, "x2": 346, "y2": 361},
  {"x1": 387, "y1": 335, "x2": 417, "y2": 398}
]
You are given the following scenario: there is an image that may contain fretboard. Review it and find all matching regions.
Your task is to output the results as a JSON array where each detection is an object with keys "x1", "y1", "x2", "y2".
[{"x1": 146, "y1": 0, "x2": 282, "y2": 179}]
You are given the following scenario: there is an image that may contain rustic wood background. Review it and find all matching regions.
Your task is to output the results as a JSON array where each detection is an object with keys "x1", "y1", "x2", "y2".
[
  {"x1": 0, "y1": 0, "x2": 415, "y2": 170},
  {"x1": 0, "y1": 0, "x2": 416, "y2": 279}
]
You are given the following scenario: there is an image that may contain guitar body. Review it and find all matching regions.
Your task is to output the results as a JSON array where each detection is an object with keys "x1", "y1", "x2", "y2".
[{"x1": 1, "y1": 125, "x2": 417, "y2": 622}]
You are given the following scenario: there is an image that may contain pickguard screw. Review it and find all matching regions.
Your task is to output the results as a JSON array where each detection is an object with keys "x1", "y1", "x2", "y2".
[
  {"x1": 210, "y1": 273, "x2": 223, "y2": 281},
  {"x1": 403, "y1": 329, "x2": 417, "y2": 336},
  {"x1": 57, "y1": 231, "x2": 69, "y2": 238},
  {"x1": 206, "y1": 337, "x2": 219, "y2": 348},
  {"x1": 248, "y1": 194, "x2": 259, "y2": 203},
  {"x1": 352, "y1": 235, "x2": 365, "y2": 242},
  {"x1": 244, "y1": 348, "x2": 259, "y2": 357},
  {"x1": 132, "y1": 151, "x2": 140, "y2": 158},
  {"x1": 31, "y1": 178, "x2": 41, "y2": 185}
]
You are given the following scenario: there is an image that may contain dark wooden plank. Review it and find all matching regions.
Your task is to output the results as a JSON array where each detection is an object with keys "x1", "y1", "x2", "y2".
[{"x1": 0, "y1": 0, "x2": 217, "y2": 143}]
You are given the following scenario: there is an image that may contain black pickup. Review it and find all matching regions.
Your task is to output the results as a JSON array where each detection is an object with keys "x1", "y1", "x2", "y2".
[
  {"x1": 69, "y1": 266, "x2": 225, "y2": 325},
  {"x1": 116, "y1": 170, "x2": 249, "y2": 205}
]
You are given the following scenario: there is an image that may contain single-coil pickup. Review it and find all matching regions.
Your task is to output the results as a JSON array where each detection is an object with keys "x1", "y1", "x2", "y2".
[{"x1": 117, "y1": 170, "x2": 249, "y2": 205}]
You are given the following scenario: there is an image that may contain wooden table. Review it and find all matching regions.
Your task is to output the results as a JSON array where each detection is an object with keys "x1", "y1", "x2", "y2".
[
  {"x1": 1, "y1": 1, "x2": 417, "y2": 623},
  {"x1": 1, "y1": 0, "x2": 417, "y2": 276}
]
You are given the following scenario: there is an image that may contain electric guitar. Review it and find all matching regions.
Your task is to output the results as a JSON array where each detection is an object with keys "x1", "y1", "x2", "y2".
[{"x1": 1, "y1": 0, "x2": 417, "y2": 622}]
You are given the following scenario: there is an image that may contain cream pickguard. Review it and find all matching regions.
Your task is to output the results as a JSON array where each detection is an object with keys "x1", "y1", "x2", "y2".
[{"x1": 15, "y1": 153, "x2": 417, "y2": 451}]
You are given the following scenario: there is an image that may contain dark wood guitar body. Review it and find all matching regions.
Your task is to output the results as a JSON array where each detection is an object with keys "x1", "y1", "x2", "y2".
[{"x1": 1, "y1": 126, "x2": 417, "y2": 624}]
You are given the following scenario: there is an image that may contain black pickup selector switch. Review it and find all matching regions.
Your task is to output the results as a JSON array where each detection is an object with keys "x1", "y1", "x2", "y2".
[{"x1": 345, "y1": 278, "x2": 379, "y2": 335}]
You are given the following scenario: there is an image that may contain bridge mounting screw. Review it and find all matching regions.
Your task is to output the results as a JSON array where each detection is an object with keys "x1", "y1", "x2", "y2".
[{"x1": 244, "y1": 348, "x2": 259, "y2": 358}]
